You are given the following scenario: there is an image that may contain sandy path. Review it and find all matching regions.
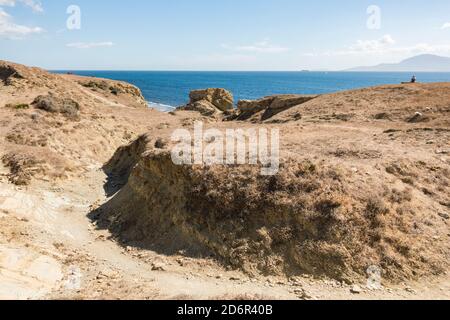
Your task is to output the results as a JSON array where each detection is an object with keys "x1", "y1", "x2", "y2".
[
  {"x1": 0, "y1": 140, "x2": 449, "y2": 301},
  {"x1": 1, "y1": 163, "x2": 448, "y2": 300}
]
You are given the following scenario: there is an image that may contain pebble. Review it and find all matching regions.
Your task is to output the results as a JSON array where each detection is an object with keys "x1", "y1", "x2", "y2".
[
  {"x1": 97, "y1": 269, "x2": 118, "y2": 279},
  {"x1": 438, "y1": 212, "x2": 449, "y2": 220},
  {"x1": 350, "y1": 285, "x2": 362, "y2": 294},
  {"x1": 405, "y1": 287, "x2": 417, "y2": 294},
  {"x1": 151, "y1": 262, "x2": 166, "y2": 271},
  {"x1": 293, "y1": 288, "x2": 315, "y2": 300}
]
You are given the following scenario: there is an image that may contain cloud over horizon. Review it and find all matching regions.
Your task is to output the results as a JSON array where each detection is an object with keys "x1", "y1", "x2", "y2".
[
  {"x1": 305, "y1": 34, "x2": 450, "y2": 59},
  {"x1": 66, "y1": 41, "x2": 115, "y2": 49},
  {"x1": 221, "y1": 40, "x2": 289, "y2": 54}
]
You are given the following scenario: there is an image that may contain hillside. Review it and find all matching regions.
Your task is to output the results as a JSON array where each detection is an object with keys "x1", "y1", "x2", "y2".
[{"x1": 0, "y1": 61, "x2": 449, "y2": 300}]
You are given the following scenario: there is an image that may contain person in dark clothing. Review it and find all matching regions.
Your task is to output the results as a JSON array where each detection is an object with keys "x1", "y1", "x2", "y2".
[{"x1": 411, "y1": 75, "x2": 417, "y2": 83}]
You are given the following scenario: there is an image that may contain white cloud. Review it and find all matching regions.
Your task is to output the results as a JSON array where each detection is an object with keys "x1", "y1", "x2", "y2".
[
  {"x1": 66, "y1": 42, "x2": 115, "y2": 49},
  {"x1": 305, "y1": 34, "x2": 450, "y2": 57},
  {"x1": 441, "y1": 22, "x2": 450, "y2": 30},
  {"x1": 349, "y1": 34, "x2": 396, "y2": 53},
  {"x1": 0, "y1": 0, "x2": 43, "y2": 13},
  {"x1": 0, "y1": 8, "x2": 43, "y2": 38},
  {"x1": 222, "y1": 40, "x2": 289, "y2": 54},
  {"x1": 0, "y1": 0, "x2": 43, "y2": 38}
]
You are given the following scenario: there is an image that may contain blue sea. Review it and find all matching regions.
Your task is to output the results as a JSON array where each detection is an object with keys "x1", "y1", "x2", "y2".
[{"x1": 54, "y1": 71, "x2": 450, "y2": 112}]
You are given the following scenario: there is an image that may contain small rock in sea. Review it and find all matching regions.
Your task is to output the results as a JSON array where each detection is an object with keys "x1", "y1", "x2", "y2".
[{"x1": 350, "y1": 285, "x2": 362, "y2": 294}]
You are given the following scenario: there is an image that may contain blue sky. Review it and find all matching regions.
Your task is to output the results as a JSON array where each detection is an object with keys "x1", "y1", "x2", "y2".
[{"x1": 1, "y1": 0, "x2": 450, "y2": 70}]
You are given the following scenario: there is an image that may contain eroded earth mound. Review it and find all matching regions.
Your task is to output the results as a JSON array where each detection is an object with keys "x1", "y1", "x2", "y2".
[{"x1": 1, "y1": 61, "x2": 449, "y2": 299}]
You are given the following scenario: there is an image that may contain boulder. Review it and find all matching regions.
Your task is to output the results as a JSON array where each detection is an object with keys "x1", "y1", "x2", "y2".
[
  {"x1": 189, "y1": 88, "x2": 234, "y2": 112},
  {"x1": 237, "y1": 97, "x2": 274, "y2": 113},
  {"x1": 237, "y1": 94, "x2": 318, "y2": 121},
  {"x1": 179, "y1": 100, "x2": 220, "y2": 117},
  {"x1": 177, "y1": 88, "x2": 234, "y2": 117},
  {"x1": 407, "y1": 112, "x2": 429, "y2": 123}
]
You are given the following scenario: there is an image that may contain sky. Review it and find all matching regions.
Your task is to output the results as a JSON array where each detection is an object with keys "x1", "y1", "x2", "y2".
[{"x1": 1, "y1": 0, "x2": 450, "y2": 70}]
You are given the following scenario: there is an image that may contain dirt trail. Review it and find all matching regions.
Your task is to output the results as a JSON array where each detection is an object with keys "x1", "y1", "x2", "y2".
[
  {"x1": 0, "y1": 62, "x2": 448, "y2": 300},
  {"x1": 1, "y1": 150, "x2": 449, "y2": 300}
]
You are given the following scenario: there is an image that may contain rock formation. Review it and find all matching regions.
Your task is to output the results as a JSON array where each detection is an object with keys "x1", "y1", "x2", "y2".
[
  {"x1": 236, "y1": 94, "x2": 318, "y2": 121},
  {"x1": 177, "y1": 88, "x2": 234, "y2": 117}
]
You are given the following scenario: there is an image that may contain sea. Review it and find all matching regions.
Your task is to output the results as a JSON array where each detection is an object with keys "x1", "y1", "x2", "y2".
[{"x1": 54, "y1": 71, "x2": 450, "y2": 112}]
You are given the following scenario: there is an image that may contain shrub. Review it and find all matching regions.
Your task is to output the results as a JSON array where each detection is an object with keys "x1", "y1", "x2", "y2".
[
  {"x1": 32, "y1": 94, "x2": 80, "y2": 120},
  {"x1": 5, "y1": 103, "x2": 29, "y2": 110}
]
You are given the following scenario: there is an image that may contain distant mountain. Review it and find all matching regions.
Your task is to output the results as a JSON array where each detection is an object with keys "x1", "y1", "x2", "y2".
[{"x1": 346, "y1": 54, "x2": 450, "y2": 72}]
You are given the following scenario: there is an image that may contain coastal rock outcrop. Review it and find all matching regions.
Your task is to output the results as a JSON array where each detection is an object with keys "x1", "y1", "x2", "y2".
[
  {"x1": 75, "y1": 76, "x2": 148, "y2": 108},
  {"x1": 177, "y1": 88, "x2": 234, "y2": 116}
]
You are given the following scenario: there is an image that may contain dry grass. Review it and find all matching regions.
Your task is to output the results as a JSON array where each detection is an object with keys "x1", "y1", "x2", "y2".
[
  {"x1": 32, "y1": 94, "x2": 80, "y2": 120},
  {"x1": 95, "y1": 151, "x2": 449, "y2": 283}
]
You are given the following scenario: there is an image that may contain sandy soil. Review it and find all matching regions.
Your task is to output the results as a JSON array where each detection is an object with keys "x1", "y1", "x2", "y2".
[
  {"x1": 1, "y1": 145, "x2": 449, "y2": 300},
  {"x1": 0, "y1": 61, "x2": 449, "y2": 300}
]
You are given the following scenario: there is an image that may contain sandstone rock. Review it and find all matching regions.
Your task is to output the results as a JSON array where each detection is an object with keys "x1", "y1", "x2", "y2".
[
  {"x1": 177, "y1": 88, "x2": 234, "y2": 117},
  {"x1": 407, "y1": 112, "x2": 429, "y2": 123},
  {"x1": 151, "y1": 262, "x2": 167, "y2": 271},
  {"x1": 181, "y1": 100, "x2": 220, "y2": 117},
  {"x1": 189, "y1": 88, "x2": 234, "y2": 112},
  {"x1": 237, "y1": 97, "x2": 274, "y2": 112},
  {"x1": 438, "y1": 212, "x2": 449, "y2": 220},
  {"x1": 270, "y1": 95, "x2": 317, "y2": 111},
  {"x1": 236, "y1": 94, "x2": 317, "y2": 121},
  {"x1": 79, "y1": 78, "x2": 147, "y2": 107},
  {"x1": 350, "y1": 285, "x2": 362, "y2": 294},
  {"x1": 293, "y1": 288, "x2": 314, "y2": 300}
]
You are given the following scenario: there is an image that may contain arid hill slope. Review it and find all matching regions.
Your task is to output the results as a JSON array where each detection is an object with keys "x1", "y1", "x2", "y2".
[
  {"x1": 0, "y1": 60, "x2": 204, "y2": 185},
  {"x1": 96, "y1": 84, "x2": 450, "y2": 283},
  {"x1": 0, "y1": 61, "x2": 449, "y2": 299}
]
